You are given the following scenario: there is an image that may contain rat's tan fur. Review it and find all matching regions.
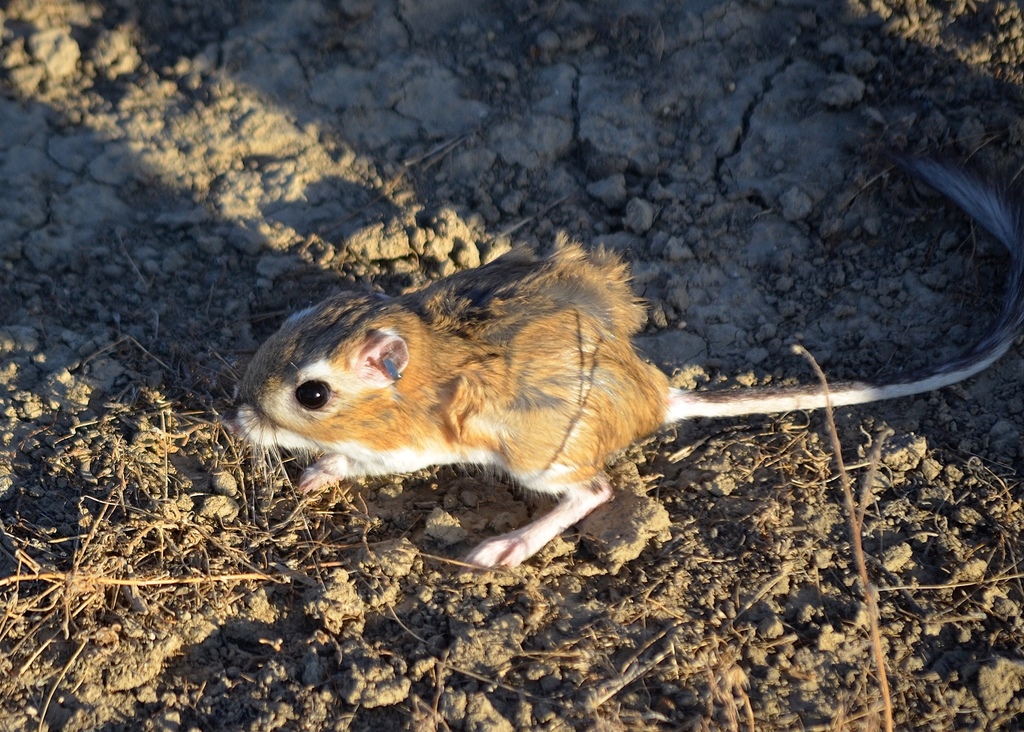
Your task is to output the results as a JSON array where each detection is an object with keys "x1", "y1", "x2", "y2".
[{"x1": 237, "y1": 238, "x2": 668, "y2": 491}]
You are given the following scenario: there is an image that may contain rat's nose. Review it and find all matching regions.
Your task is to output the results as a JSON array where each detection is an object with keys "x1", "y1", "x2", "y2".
[{"x1": 223, "y1": 406, "x2": 250, "y2": 438}]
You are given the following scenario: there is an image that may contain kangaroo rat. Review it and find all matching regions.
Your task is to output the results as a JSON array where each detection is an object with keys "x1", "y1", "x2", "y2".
[{"x1": 231, "y1": 159, "x2": 1024, "y2": 568}]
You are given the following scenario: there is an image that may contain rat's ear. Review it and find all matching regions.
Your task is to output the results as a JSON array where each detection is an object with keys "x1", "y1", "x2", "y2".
[{"x1": 356, "y1": 331, "x2": 409, "y2": 387}]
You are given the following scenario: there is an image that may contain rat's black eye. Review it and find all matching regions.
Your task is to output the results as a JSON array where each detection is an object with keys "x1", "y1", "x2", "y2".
[{"x1": 295, "y1": 381, "x2": 331, "y2": 410}]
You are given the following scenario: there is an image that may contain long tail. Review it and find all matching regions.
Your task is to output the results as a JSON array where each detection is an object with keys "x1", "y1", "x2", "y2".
[{"x1": 668, "y1": 159, "x2": 1024, "y2": 421}]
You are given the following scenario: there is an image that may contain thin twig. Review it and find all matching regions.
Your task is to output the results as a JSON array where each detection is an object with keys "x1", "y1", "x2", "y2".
[
  {"x1": 793, "y1": 345, "x2": 894, "y2": 732},
  {"x1": 0, "y1": 570, "x2": 285, "y2": 590},
  {"x1": 37, "y1": 639, "x2": 86, "y2": 732},
  {"x1": 585, "y1": 624, "x2": 684, "y2": 712}
]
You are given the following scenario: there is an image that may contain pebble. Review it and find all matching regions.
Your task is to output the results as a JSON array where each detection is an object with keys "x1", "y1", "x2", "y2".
[
  {"x1": 957, "y1": 117, "x2": 985, "y2": 152},
  {"x1": 623, "y1": 197, "x2": 655, "y2": 234},
  {"x1": 586, "y1": 174, "x2": 627, "y2": 209},
  {"x1": 817, "y1": 73, "x2": 865, "y2": 109},
  {"x1": 535, "y1": 30, "x2": 561, "y2": 54},
  {"x1": 844, "y1": 49, "x2": 877, "y2": 75},
  {"x1": 346, "y1": 222, "x2": 411, "y2": 261},
  {"x1": 424, "y1": 508, "x2": 467, "y2": 545},
  {"x1": 664, "y1": 237, "x2": 694, "y2": 262},
  {"x1": 779, "y1": 187, "x2": 812, "y2": 222},
  {"x1": 28, "y1": 28, "x2": 81, "y2": 82},
  {"x1": 197, "y1": 494, "x2": 240, "y2": 523}
]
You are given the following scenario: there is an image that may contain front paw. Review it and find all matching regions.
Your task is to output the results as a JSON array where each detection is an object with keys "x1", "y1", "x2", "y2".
[{"x1": 298, "y1": 454, "x2": 353, "y2": 494}]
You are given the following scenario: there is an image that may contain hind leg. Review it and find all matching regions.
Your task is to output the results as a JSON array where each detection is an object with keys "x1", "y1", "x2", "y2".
[{"x1": 463, "y1": 474, "x2": 612, "y2": 568}]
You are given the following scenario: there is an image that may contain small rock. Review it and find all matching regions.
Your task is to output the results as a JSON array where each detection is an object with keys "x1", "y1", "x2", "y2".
[
  {"x1": 304, "y1": 569, "x2": 366, "y2": 635},
  {"x1": 197, "y1": 494, "x2": 240, "y2": 523},
  {"x1": 91, "y1": 28, "x2": 141, "y2": 79},
  {"x1": 817, "y1": 73, "x2": 865, "y2": 109},
  {"x1": 210, "y1": 472, "x2": 238, "y2": 497},
  {"x1": 919, "y1": 457, "x2": 942, "y2": 481},
  {"x1": 881, "y1": 433, "x2": 927, "y2": 472},
  {"x1": 0, "y1": 472, "x2": 15, "y2": 502},
  {"x1": 451, "y1": 239, "x2": 480, "y2": 269},
  {"x1": 817, "y1": 625, "x2": 844, "y2": 652},
  {"x1": 623, "y1": 197, "x2": 655, "y2": 234},
  {"x1": 28, "y1": 28, "x2": 81, "y2": 82},
  {"x1": 357, "y1": 538, "x2": 417, "y2": 580},
  {"x1": 957, "y1": 117, "x2": 986, "y2": 152},
  {"x1": 844, "y1": 49, "x2": 877, "y2": 75},
  {"x1": 664, "y1": 237, "x2": 694, "y2": 262},
  {"x1": 464, "y1": 694, "x2": 515, "y2": 732},
  {"x1": 988, "y1": 418, "x2": 1020, "y2": 457},
  {"x1": 301, "y1": 651, "x2": 329, "y2": 686},
  {"x1": 499, "y1": 190, "x2": 525, "y2": 215},
  {"x1": 425, "y1": 508, "x2": 467, "y2": 545},
  {"x1": 337, "y1": 642, "x2": 411, "y2": 707},
  {"x1": 758, "y1": 614, "x2": 785, "y2": 639},
  {"x1": 580, "y1": 490, "x2": 670, "y2": 572},
  {"x1": 745, "y1": 346, "x2": 768, "y2": 365},
  {"x1": 481, "y1": 237, "x2": 512, "y2": 264},
  {"x1": 880, "y1": 542, "x2": 913, "y2": 573},
  {"x1": 535, "y1": 29, "x2": 561, "y2": 54},
  {"x1": 779, "y1": 187, "x2": 813, "y2": 222},
  {"x1": 586, "y1": 174, "x2": 627, "y2": 209},
  {"x1": 976, "y1": 658, "x2": 1024, "y2": 712},
  {"x1": 88, "y1": 145, "x2": 137, "y2": 186},
  {"x1": 818, "y1": 34, "x2": 850, "y2": 56},
  {"x1": 346, "y1": 222, "x2": 410, "y2": 261}
]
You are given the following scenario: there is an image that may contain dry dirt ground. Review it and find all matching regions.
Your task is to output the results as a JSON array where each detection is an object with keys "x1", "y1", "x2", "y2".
[{"x1": 2, "y1": 0, "x2": 1024, "y2": 730}]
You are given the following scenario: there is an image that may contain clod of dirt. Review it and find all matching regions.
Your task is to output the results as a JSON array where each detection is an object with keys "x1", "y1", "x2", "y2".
[
  {"x1": 425, "y1": 507, "x2": 468, "y2": 545},
  {"x1": 817, "y1": 73, "x2": 865, "y2": 109},
  {"x1": 104, "y1": 636, "x2": 184, "y2": 692},
  {"x1": 91, "y1": 28, "x2": 142, "y2": 79},
  {"x1": 28, "y1": 28, "x2": 80, "y2": 82},
  {"x1": 354, "y1": 539, "x2": 418, "y2": 611},
  {"x1": 303, "y1": 570, "x2": 366, "y2": 636},
  {"x1": 880, "y1": 433, "x2": 927, "y2": 472},
  {"x1": 464, "y1": 694, "x2": 515, "y2": 732},
  {"x1": 196, "y1": 494, "x2": 239, "y2": 522},
  {"x1": 346, "y1": 221, "x2": 411, "y2": 261},
  {"x1": 586, "y1": 173, "x2": 627, "y2": 209},
  {"x1": 624, "y1": 197, "x2": 656, "y2": 234},
  {"x1": 581, "y1": 496, "x2": 670, "y2": 573},
  {"x1": 336, "y1": 640, "x2": 411, "y2": 708},
  {"x1": 780, "y1": 186, "x2": 813, "y2": 222},
  {"x1": 449, "y1": 614, "x2": 525, "y2": 675},
  {"x1": 976, "y1": 657, "x2": 1024, "y2": 712}
]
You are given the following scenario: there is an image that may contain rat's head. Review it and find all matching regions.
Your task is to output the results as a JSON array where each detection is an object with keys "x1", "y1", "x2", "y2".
[{"x1": 230, "y1": 293, "x2": 412, "y2": 451}]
